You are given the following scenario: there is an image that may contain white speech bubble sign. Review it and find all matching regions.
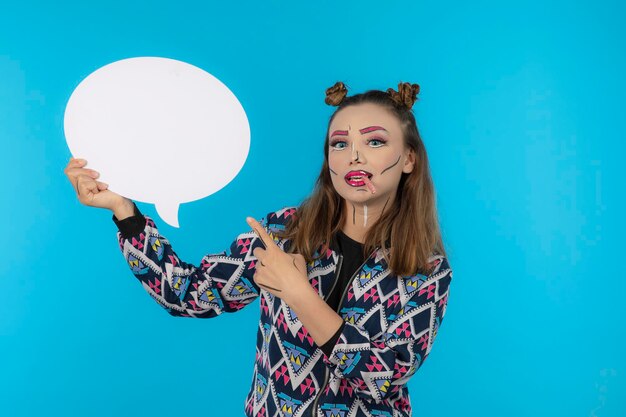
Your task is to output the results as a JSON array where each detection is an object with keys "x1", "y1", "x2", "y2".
[{"x1": 64, "y1": 57, "x2": 250, "y2": 227}]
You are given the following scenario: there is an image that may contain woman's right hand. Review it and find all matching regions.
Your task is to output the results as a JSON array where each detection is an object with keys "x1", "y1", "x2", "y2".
[{"x1": 64, "y1": 157, "x2": 128, "y2": 212}]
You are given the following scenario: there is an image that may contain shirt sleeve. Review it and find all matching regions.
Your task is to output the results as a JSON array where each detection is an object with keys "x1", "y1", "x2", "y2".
[
  {"x1": 112, "y1": 202, "x2": 146, "y2": 239},
  {"x1": 115, "y1": 205, "x2": 275, "y2": 318},
  {"x1": 320, "y1": 321, "x2": 346, "y2": 357},
  {"x1": 321, "y1": 256, "x2": 453, "y2": 403}
]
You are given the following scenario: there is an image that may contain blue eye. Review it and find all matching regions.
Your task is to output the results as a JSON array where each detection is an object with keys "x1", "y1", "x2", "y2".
[
  {"x1": 369, "y1": 138, "x2": 386, "y2": 147},
  {"x1": 330, "y1": 140, "x2": 347, "y2": 150}
]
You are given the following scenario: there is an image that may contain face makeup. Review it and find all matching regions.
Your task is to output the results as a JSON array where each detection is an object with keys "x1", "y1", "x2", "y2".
[
  {"x1": 327, "y1": 103, "x2": 415, "y2": 230},
  {"x1": 380, "y1": 155, "x2": 401, "y2": 175},
  {"x1": 363, "y1": 204, "x2": 368, "y2": 226},
  {"x1": 344, "y1": 169, "x2": 372, "y2": 188}
]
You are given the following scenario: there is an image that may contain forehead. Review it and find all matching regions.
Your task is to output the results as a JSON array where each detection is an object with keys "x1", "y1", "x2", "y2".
[{"x1": 329, "y1": 103, "x2": 400, "y2": 133}]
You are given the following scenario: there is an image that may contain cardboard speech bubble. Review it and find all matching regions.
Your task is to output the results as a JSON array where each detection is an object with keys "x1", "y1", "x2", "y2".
[{"x1": 64, "y1": 57, "x2": 250, "y2": 227}]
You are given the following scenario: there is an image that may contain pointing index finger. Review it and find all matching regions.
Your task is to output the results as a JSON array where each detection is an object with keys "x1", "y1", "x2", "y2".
[{"x1": 246, "y1": 217, "x2": 276, "y2": 251}]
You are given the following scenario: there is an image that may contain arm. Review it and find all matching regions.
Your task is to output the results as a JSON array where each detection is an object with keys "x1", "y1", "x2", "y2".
[
  {"x1": 288, "y1": 283, "x2": 346, "y2": 352},
  {"x1": 113, "y1": 202, "x2": 271, "y2": 318},
  {"x1": 321, "y1": 256, "x2": 453, "y2": 403}
]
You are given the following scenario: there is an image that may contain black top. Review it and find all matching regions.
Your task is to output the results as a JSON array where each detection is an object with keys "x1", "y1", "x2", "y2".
[
  {"x1": 319, "y1": 230, "x2": 365, "y2": 356},
  {"x1": 112, "y1": 204, "x2": 363, "y2": 357}
]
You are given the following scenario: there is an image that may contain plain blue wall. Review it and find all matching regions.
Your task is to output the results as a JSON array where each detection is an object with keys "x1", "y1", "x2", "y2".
[{"x1": 1, "y1": 1, "x2": 624, "y2": 416}]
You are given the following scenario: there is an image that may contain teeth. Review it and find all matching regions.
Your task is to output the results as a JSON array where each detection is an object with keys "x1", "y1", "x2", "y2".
[{"x1": 347, "y1": 173, "x2": 370, "y2": 180}]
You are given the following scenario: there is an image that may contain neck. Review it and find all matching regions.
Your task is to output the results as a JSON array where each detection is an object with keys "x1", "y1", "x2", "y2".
[{"x1": 341, "y1": 195, "x2": 392, "y2": 243}]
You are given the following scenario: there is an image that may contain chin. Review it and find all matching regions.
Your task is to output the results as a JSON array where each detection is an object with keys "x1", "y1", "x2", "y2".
[{"x1": 339, "y1": 190, "x2": 379, "y2": 204}]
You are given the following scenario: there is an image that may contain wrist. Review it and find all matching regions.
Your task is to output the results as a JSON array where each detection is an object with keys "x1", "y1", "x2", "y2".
[
  {"x1": 112, "y1": 198, "x2": 135, "y2": 220},
  {"x1": 286, "y1": 277, "x2": 317, "y2": 311}
]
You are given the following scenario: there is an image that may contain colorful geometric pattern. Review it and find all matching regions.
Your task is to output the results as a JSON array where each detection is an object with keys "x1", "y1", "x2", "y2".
[{"x1": 116, "y1": 206, "x2": 452, "y2": 417}]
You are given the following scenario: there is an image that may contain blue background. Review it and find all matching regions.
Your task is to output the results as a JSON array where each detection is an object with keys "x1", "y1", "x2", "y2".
[{"x1": 1, "y1": 1, "x2": 624, "y2": 416}]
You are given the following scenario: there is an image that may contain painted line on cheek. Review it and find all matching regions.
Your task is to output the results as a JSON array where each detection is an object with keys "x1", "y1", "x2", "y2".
[
  {"x1": 329, "y1": 168, "x2": 337, "y2": 175},
  {"x1": 380, "y1": 155, "x2": 401, "y2": 175},
  {"x1": 363, "y1": 176, "x2": 376, "y2": 193}
]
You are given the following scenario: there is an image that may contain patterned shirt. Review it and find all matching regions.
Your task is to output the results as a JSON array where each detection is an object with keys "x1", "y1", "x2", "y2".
[{"x1": 113, "y1": 205, "x2": 453, "y2": 417}]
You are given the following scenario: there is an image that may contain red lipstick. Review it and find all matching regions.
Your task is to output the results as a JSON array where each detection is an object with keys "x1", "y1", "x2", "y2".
[{"x1": 344, "y1": 170, "x2": 372, "y2": 187}]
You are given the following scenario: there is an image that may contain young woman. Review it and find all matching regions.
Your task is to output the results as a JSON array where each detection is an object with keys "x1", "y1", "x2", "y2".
[{"x1": 64, "y1": 81, "x2": 453, "y2": 417}]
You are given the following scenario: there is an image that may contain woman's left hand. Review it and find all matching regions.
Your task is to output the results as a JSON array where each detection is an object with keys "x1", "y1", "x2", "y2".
[{"x1": 246, "y1": 217, "x2": 310, "y2": 305}]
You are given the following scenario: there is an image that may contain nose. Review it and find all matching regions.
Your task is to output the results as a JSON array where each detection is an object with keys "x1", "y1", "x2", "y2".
[{"x1": 350, "y1": 141, "x2": 361, "y2": 163}]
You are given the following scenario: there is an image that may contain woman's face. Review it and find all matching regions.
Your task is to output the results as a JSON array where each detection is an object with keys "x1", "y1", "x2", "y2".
[{"x1": 327, "y1": 103, "x2": 415, "y2": 207}]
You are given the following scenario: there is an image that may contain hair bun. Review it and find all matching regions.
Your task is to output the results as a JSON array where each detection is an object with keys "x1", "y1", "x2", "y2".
[
  {"x1": 325, "y1": 81, "x2": 348, "y2": 106},
  {"x1": 387, "y1": 82, "x2": 420, "y2": 109}
]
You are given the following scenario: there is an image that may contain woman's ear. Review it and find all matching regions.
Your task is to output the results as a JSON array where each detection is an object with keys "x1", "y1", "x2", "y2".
[{"x1": 402, "y1": 148, "x2": 416, "y2": 174}]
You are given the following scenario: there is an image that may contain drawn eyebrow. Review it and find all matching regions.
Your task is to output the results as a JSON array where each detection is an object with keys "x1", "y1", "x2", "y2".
[
  {"x1": 331, "y1": 126, "x2": 387, "y2": 138},
  {"x1": 330, "y1": 130, "x2": 349, "y2": 137},
  {"x1": 359, "y1": 126, "x2": 388, "y2": 134}
]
